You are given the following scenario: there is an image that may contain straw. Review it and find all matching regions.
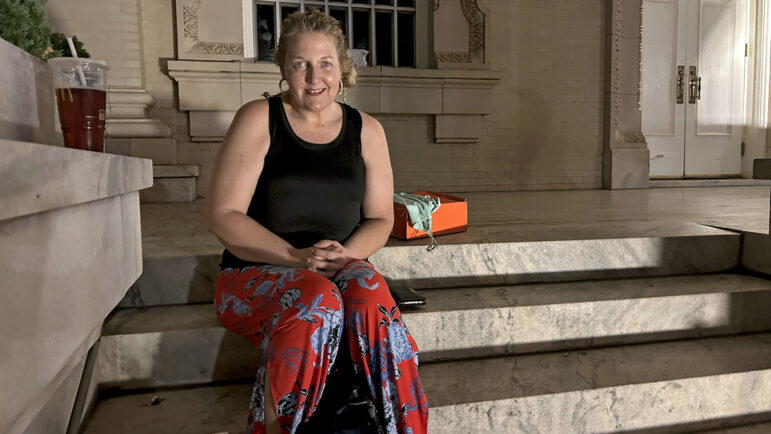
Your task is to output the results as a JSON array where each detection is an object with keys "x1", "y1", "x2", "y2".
[{"x1": 67, "y1": 36, "x2": 88, "y2": 87}]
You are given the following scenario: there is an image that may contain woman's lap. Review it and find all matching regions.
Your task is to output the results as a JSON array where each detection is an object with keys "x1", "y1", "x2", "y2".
[{"x1": 214, "y1": 260, "x2": 428, "y2": 434}]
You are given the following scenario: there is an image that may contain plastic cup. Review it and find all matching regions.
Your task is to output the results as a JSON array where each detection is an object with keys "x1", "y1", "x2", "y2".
[{"x1": 48, "y1": 58, "x2": 109, "y2": 152}]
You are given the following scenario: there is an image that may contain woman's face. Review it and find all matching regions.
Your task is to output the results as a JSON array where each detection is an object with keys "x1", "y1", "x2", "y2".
[{"x1": 282, "y1": 31, "x2": 342, "y2": 113}]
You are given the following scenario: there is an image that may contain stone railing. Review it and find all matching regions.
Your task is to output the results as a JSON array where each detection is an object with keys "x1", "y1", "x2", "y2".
[
  {"x1": 168, "y1": 61, "x2": 501, "y2": 143},
  {"x1": 0, "y1": 141, "x2": 152, "y2": 434}
]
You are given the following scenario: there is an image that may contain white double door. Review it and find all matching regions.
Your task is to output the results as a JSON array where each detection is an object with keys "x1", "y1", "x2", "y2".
[{"x1": 642, "y1": 0, "x2": 747, "y2": 178}]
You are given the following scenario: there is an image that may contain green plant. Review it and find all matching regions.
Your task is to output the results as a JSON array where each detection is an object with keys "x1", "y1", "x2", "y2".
[
  {"x1": 0, "y1": 0, "x2": 56, "y2": 59},
  {"x1": 50, "y1": 32, "x2": 89, "y2": 58},
  {"x1": 0, "y1": 0, "x2": 89, "y2": 59}
]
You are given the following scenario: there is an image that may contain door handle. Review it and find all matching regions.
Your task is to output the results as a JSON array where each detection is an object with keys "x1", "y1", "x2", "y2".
[
  {"x1": 688, "y1": 66, "x2": 701, "y2": 103},
  {"x1": 696, "y1": 76, "x2": 701, "y2": 100},
  {"x1": 676, "y1": 66, "x2": 684, "y2": 104}
]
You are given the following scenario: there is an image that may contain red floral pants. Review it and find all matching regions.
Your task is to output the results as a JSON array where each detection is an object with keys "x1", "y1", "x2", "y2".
[{"x1": 214, "y1": 260, "x2": 428, "y2": 434}]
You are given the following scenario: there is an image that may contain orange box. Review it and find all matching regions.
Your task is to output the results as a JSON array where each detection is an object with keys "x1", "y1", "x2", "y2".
[{"x1": 391, "y1": 191, "x2": 468, "y2": 240}]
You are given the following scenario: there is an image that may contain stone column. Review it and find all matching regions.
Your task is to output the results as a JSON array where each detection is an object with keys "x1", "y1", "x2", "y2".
[{"x1": 602, "y1": 0, "x2": 650, "y2": 189}]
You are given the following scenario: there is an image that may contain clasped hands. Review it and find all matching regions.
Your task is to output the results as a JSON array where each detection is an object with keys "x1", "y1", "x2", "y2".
[{"x1": 302, "y1": 240, "x2": 352, "y2": 279}]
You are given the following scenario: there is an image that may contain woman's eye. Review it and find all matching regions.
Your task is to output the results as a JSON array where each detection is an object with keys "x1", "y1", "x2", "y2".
[
  {"x1": 321, "y1": 61, "x2": 332, "y2": 68},
  {"x1": 292, "y1": 61, "x2": 306, "y2": 70}
]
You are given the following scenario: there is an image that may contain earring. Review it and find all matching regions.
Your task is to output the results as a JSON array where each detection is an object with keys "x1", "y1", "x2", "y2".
[
  {"x1": 279, "y1": 78, "x2": 288, "y2": 92},
  {"x1": 338, "y1": 78, "x2": 344, "y2": 96}
]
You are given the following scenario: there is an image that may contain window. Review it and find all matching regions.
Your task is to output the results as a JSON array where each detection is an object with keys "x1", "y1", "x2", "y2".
[{"x1": 244, "y1": 0, "x2": 420, "y2": 67}]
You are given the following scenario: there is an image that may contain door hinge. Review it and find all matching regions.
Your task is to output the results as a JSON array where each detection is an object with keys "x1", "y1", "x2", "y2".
[
  {"x1": 741, "y1": 141, "x2": 746, "y2": 156},
  {"x1": 745, "y1": 43, "x2": 749, "y2": 57}
]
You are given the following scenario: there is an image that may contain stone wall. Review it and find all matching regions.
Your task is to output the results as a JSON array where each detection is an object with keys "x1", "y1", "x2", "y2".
[
  {"x1": 46, "y1": 0, "x2": 143, "y2": 88},
  {"x1": 139, "y1": 0, "x2": 189, "y2": 142},
  {"x1": 179, "y1": 0, "x2": 606, "y2": 195},
  {"x1": 390, "y1": 0, "x2": 605, "y2": 192}
]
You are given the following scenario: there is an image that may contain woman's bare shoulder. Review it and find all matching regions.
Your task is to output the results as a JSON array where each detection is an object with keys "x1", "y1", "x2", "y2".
[
  {"x1": 222, "y1": 98, "x2": 271, "y2": 154},
  {"x1": 356, "y1": 109, "x2": 389, "y2": 164},
  {"x1": 357, "y1": 109, "x2": 386, "y2": 141},
  {"x1": 236, "y1": 98, "x2": 270, "y2": 126}
]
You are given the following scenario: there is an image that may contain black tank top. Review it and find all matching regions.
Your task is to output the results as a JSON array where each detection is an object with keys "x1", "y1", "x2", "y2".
[{"x1": 219, "y1": 95, "x2": 366, "y2": 268}]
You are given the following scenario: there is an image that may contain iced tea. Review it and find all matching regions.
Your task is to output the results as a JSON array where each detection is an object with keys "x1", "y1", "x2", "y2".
[{"x1": 55, "y1": 87, "x2": 106, "y2": 152}]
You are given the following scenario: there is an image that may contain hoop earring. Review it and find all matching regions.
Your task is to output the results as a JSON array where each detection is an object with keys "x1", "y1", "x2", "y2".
[
  {"x1": 278, "y1": 78, "x2": 288, "y2": 93},
  {"x1": 338, "y1": 78, "x2": 344, "y2": 96}
]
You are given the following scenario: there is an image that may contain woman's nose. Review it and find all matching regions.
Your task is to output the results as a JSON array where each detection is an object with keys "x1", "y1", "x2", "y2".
[{"x1": 305, "y1": 66, "x2": 320, "y2": 83}]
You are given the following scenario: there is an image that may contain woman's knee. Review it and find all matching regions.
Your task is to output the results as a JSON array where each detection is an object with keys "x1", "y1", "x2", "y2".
[
  {"x1": 333, "y1": 260, "x2": 389, "y2": 298},
  {"x1": 272, "y1": 270, "x2": 343, "y2": 327}
]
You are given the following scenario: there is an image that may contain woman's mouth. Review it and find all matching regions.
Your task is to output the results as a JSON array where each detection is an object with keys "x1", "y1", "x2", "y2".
[{"x1": 305, "y1": 88, "x2": 325, "y2": 96}]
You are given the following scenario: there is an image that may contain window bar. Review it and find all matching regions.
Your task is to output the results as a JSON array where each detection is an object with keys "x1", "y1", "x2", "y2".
[
  {"x1": 275, "y1": 3, "x2": 282, "y2": 44},
  {"x1": 348, "y1": 7, "x2": 353, "y2": 50},
  {"x1": 244, "y1": 0, "x2": 256, "y2": 62},
  {"x1": 393, "y1": 9, "x2": 399, "y2": 67},
  {"x1": 370, "y1": 7, "x2": 376, "y2": 66}
]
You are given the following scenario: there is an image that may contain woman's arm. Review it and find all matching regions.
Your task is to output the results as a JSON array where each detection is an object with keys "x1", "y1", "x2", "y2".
[
  {"x1": 203, "y1": 99, "x2": 310, "y2": 268},
  {"x1": 343, "y1": 111, "x2": 395, "y2": 258},
  {"x1": 309, "y1": 111, "x2": 394, "y2": 275}
]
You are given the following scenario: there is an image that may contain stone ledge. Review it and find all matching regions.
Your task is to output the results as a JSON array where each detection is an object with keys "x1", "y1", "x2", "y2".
[
  {"x1": 0, "y1": 140, "x2": 153, "y2": 221},
  {"x1": 167, "y1": 61, "x2": 501, "y2": 141}
]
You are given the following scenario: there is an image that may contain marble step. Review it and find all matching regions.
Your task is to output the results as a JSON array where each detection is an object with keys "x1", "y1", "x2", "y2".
[
  {"x1": 121, "y1": 220, "x2": 741, "y2": 307},
  {"x1": 650, "y1": 178, "x2": 771, "y2": 188},
  {"x1": 424, "y1": 333, "x2": 771, "y2": 433},
  {"x1": 96, "y1": 273, "x2": 771, "y2": 390},
  {"x1": 139, "y1": 165, "x2": 199, "y2": 203},
  {"x1": 697, "y1": 422, "x2": 771, "y2": 433},
  {"x1": 82, "y1": 333, "x2": 771, "y2": 434}
]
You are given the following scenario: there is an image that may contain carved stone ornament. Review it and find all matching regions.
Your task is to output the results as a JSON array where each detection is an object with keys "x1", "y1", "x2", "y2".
[
  {"x1": 181, "y1": 0, "x2": 243, "y2": 56},
  {"x1": 435, "y1": 51, "x2": 472, "y2": 63},
  {"x1": 612, "y1": 0, "x2": 622, "y2": 131},
  {"x1": 434, "y1": 0, "x2": 485, "y2": 65},
  {"x1": 623, "y1": 131, "x2": 646, "y2": 143},
  {"x1": 461, "y1": 0, "x2": 485, "y2": 58}
]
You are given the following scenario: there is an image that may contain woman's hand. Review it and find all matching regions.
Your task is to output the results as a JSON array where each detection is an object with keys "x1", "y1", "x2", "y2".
[{"x1": 306, "y1": 240, "x2": 352, "y2": 279}]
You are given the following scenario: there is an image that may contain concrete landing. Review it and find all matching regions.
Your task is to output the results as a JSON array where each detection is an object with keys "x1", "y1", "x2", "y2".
[{"x1": 140, "y1": 187, "x2": 770, "y2": 258}]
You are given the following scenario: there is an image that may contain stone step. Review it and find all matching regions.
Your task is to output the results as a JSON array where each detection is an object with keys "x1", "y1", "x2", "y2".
[
  {"x1": 424, "y1": 333, "x2": 771, "y2": 433},
  {"x1": 121, "y1": 220, "x2": 741, "y2": 307},
  {"x1": 698, "y1": 422, "x2": 771, "y2": 433},
  {"x1": 82, "y1": 333, "x2": 771, "y2": 434},
  {"x1": 96, "y1": 273, "x2": 771, "y2": 390},
  {"x1": 139, "y1": 165, "x2": 199, "y2": 203},
  {"x1": 650, "y1": 178, "x2": 771, "y2": 188}
]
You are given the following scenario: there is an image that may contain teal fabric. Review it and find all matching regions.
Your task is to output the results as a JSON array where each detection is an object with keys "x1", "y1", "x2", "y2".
[{"x1": 393, "y1": 192, "x2": 441, "y2": 251}]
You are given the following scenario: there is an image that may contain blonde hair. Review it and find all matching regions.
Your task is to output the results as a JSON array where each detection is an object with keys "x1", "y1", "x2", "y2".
[{"x1": 274, "y1": 9, "x2": 357, "y2": 88}]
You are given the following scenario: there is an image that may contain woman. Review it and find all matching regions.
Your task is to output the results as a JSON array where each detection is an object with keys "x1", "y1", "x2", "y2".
[{"x1": 204, "y1": 10, "x2": 428, "y2": 434}]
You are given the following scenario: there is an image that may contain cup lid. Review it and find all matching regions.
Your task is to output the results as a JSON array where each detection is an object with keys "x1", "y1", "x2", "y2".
[{"x1": 48, "y1": 57, "x2": 109, "y2": 68}]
